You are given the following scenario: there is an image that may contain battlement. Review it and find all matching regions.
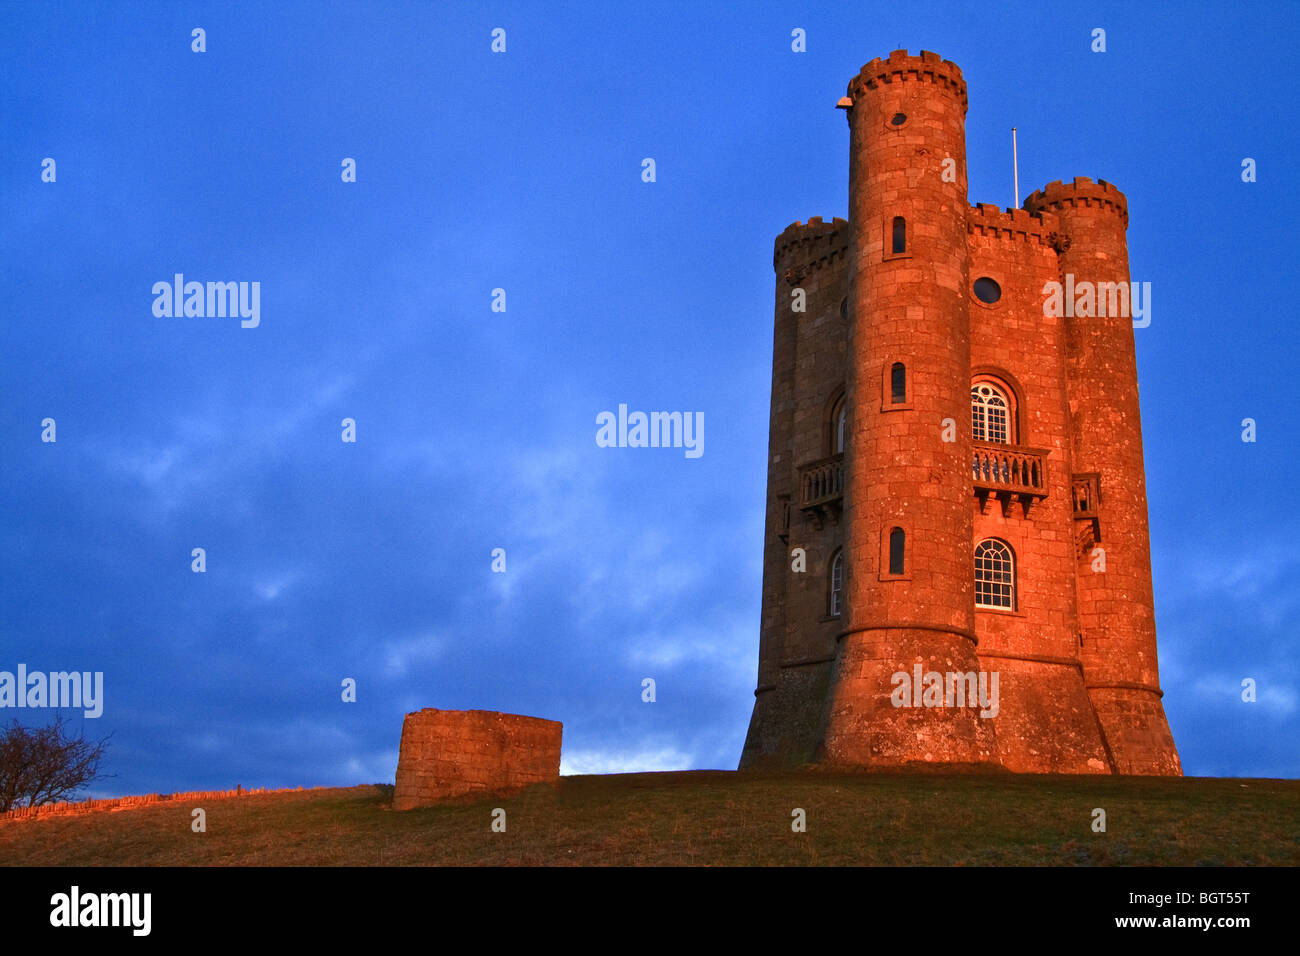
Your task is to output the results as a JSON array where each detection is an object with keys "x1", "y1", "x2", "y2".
[
  {"x1": 1024, "y1": 177, "x2": 1128, "y2": 226},
  {"x1": 745, "y1": 53, "x2": 1180, "y2": 779},
  {"x1": 967, "y1": 203, "x2": 1057, "y2": 246},
  {"x1": 773, "y1": 215, "x2": 849, "y2": 275},
  {"x1": 847, "y1": 50, "x2": 967, "y2": 112}
]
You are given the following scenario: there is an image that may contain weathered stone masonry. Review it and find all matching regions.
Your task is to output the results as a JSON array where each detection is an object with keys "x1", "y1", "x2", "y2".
[
  {"x1": 740, "y1": 51, "x2": 1181, "y2": 776},
  {"x1": 393, "y1": 709, "x2": 562, "y2": 810}
]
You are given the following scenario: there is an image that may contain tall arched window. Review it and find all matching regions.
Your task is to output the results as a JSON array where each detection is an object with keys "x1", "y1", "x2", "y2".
[
  {"x1": 974, "y1": 539, "x2": 1015, "y2": 610},
  {"x1": 829, "y1": 549, "x2": 844, "y2": 617},
  {"x1": 891, "y1": 216, "x2": 906, "y2": 254},
  {"x1": 828, "y1": 390, "x2": 847, "y2": 455},
  {"x1": 888, "y1": 527, "x2": 905, "y2": 575},
  {"x1": 971, "y1": 381, "x2": 1012, "y2": 444}
]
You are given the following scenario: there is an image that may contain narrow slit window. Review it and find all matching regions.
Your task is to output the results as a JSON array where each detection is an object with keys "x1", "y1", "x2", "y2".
[
  {"x1": 890, "y1": 363, "x2": 906, "y2": 404},
  {"x1": 888, "y1": 528, "x2": 905, "y2": 575},
  {"x1": 891, "y1": 217, "x2": 906, "y2": 254},
  {"x1": 830, "y1": 550, "x2": 844, "y2": 617}
]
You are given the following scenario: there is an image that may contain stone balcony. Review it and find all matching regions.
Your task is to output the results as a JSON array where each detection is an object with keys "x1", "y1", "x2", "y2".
[
  {"x1": 792, "y1": 445, "x2": 1049, "y2": 523},
  {"x1": 797, "y1": 453, "x2": 843, "y2": 527},
  {"x1": 972, "y1": 441, "x2": 1049, "y2": 516}
]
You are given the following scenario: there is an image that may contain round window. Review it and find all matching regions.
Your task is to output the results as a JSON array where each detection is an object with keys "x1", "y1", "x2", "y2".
[
  {"x1": 890, "y1": 112, "x2": 907, "y2": 126},
  {"x1": 973, "y1": 277, "x2": 1002, "y2": 304}
]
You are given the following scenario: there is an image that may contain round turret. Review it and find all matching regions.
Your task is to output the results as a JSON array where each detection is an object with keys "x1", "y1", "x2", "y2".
[
  {"x1": 821, "y1": 50, "x2": 997, "y2": 768},
  {"x1": 1028, "y1": 176, "x2": 1179, "y2": 774}
]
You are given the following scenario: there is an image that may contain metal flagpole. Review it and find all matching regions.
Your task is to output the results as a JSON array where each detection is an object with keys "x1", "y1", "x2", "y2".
[{"x1": 1012, "y1": 127, "x2": 1019, "y2": 209}]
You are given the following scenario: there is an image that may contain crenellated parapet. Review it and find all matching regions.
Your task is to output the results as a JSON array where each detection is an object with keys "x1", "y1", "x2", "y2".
[
  {"x1": 744, "y1": 51, "x2": 1180, "y2": 777},
  {"x1": 845, "y1": 49, "x2": 967, "y2": 113},
  {"x1": 1024, "y1": 177, "x2": 1128, "y2": 227},
  {"x1": 967, "y1": 203, "x2": 1058, "y2": 246},
  {"x1": 773, "y1": 215, "x2": 849, "y2": 284}
]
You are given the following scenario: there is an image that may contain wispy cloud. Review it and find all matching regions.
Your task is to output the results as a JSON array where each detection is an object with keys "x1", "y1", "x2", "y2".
[
  {"x1": 560, "y1": 745, "x2": 695, "y2": 776},
  {"x1": 379, "y1": 632, "x2": 443, "y2": 679}
]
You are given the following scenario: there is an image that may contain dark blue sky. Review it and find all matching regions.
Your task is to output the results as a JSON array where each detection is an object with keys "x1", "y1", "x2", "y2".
[{"x1": 2, "y1": 0, "x2": 1297, "y2": 796}]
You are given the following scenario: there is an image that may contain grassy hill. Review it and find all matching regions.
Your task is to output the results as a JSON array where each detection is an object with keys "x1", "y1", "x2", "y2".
[{"x1": 2, "y1": 769, "x2": 1296, "y2": 866}]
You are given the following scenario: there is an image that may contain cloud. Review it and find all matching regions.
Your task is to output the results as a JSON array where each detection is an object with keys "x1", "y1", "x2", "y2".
[
  {"x1": 1172, "y1": 544, "x2": 1300, "y2": 606},
  {"x1": 337, "y1": 749, "x2": 399, "y2": 783},
  {"x1": 85, "y1": 368, "x2": 359, "y2": 519},
  {"x1": 623, "y1": 619, "x2": 756, "y2": 688},
  {"x1": 253, "y1": 570, "x2": 302, "y2": 602},
  {"x1": 559, "y1": 744, "x2": 695, "y2": 776},
  {"x1": 265, "y1": 372, "x2": 357, "y2": 443},
  {"x1": 1188, "y1": 674, "x2": 1297, "y2": 717},
  {"x1": 379, "y1": 632, "x2": 443, "y2": 679}
]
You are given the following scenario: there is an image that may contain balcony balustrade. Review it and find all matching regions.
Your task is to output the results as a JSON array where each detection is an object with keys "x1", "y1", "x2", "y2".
[
  {"x1": 797, "y1": 453, "x2": 843, "y2": 527},
  {"x1": 972, "y1": 441, "x2": 1048, "y2": 516}
]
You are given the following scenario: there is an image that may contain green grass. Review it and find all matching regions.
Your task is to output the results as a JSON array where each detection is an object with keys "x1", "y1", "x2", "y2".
[{"x1": 2, "y1": 770, "x2": 1296, "y2": 866}]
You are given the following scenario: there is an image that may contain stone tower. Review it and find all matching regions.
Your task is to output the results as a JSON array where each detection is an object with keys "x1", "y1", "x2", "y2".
[{"x1": 740, "y1": 50, "x2": 1180, "y2": 776}]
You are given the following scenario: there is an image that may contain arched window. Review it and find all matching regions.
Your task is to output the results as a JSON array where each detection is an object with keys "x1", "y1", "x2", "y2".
[
  {"x1": 890, "y1": 362, "x2": 906, "y2": 404},
  {"x1": 891, "y1": 217, "x2": 906, "y2": 254},
  {"x1": 888, "y1": 528, "x2": 905, "y2": 575},
  {"x1": 974, "y1": 539, "x2": 1015, "y2": 610},
  {"x1": 971, "y1": 381, "x2": 1012, "y2": 444},
  {"x1": 829, "y1": 549, "x2": 844, "y2": 617},
  {"x1": 828, "y1": 390, "x2": 847, "y2": 455}
]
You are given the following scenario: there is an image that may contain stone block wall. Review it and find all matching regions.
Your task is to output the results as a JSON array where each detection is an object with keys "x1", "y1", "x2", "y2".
[
  {"x1": 392, "y1": 708, "x2": 562, "y2": 810},
  {"x1": 740, "y1": 51, "x2": 1180, "y2": 776}
]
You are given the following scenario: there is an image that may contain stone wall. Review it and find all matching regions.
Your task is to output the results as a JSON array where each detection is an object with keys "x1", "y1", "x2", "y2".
[
  {"x1": 740, "y1": 50, "x2": 1180, "y2": 776},
  {"x1": 740, "y1": 216, "x2": 849, "y2": 769},
  {"x1": 392, "y1": 708, "x2": 562, "y2": 810}
]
